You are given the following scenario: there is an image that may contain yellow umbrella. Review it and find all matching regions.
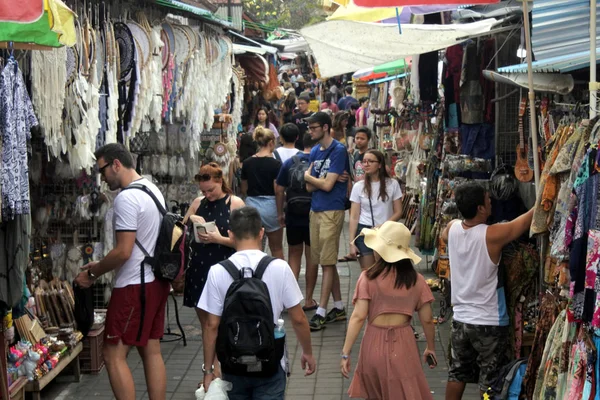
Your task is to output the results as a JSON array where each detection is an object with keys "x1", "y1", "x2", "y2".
[{"x1": 327, "y1": 0, "x2": 401, "y2": 23}]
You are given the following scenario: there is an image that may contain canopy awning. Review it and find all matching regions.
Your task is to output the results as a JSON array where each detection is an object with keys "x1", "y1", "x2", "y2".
[
  {"x1": 300, "y1": 18, "x2": 497, "y2": 77},
  {"x1": 353, "y1": 0, "x2": 498, "y2": 7},
  {"x1": 0, "y1": 0, "x2": 76, "y2": 47},
  {"x1": 498, "y1": 49, "x2": 600, "y2": 74},
  {"x1": 233, "y1": 44, "x2": 268, "y2": 55}
]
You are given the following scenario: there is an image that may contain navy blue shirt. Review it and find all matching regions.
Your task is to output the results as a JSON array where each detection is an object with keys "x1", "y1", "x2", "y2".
[
  {"x1": 276, "y1": 152, "x2": 309, "y2": 227},
  {"x1": 309, "y1": 140, "x2": 348, "y2": 212}
]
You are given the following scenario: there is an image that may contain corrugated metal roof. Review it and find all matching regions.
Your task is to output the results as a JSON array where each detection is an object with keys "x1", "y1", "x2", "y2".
[
  {"x1": 498, "y1": 48, "x2": 600, "y2": 73},
  {"x1": 215, "y1": 5, "x2": 243, "y2": 31},
  {"x1": 532, "y1": 0, "x2": 600, "y2": 60}
]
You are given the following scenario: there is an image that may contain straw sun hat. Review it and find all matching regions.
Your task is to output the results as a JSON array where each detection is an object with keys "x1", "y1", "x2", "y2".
[{"x1": 359, "y1": 221, "x2": 421, "y2": 265}]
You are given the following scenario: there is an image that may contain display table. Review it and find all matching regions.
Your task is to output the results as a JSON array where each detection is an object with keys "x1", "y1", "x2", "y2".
[
  {"x1": 7, "y1": 377, "x2": 26, "y2": 400},
  {"x1": 25, "y1": 342, "x2": 82, "y2": 400}
]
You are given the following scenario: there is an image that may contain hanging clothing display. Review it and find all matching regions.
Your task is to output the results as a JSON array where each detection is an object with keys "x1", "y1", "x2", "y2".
[{"x1": 0, "y1": 58, "x2": 38, "y2": 220}]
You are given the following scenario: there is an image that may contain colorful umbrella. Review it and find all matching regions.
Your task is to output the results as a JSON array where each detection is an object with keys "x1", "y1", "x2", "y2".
[
  {"x1": 0, "y1": 0, "x2": 75, "y2": 47},
  {"x1": 328, "y1": 0, "x2": 402, "y2": 23},
  {"x1": 353, "y1": 0, "x2": 498, "y2": 7}
]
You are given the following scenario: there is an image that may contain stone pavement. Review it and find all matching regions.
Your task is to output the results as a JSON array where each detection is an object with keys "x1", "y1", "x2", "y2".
[{"x1": 40, "y1": 222, "x2": 481, "y2": 400}]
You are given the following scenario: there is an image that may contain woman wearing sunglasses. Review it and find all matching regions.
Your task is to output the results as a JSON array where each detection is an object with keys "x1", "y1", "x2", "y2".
[
  {"x1": 182, "y1": 162, "x2": 245, "y2": 377},
  {"x1": 349, "y1": 150, "x2": 403, "y2": 270}
]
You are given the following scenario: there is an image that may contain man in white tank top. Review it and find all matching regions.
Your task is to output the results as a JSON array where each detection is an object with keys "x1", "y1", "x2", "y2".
[{"x1": 440, "y1": 182, "x2": 533, "y2": 399}]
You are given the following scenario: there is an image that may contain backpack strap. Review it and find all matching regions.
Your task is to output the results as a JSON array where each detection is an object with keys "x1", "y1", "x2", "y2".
[
  {"x1": 274, "y1": 150, "x2": 282, "y2": 162},
  {"x1": 220, "y1": 259, "x2": 241, "y2": 280},
  {"x1": 254, "y1": 255, "x2": 276, "y2": 280},
  {"x1": 120, "y1": 183, "x2": 164, "y2": 342},
  {"x1": 122, "y1": 183, "x2": 168, "y2": 216}
]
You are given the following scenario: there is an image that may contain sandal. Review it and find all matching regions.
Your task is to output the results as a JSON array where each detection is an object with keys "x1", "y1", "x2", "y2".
[
  {"x1": 338, "y1": 254, "x2": 358, "y2": 262},
  {"x1": 302, "y1": 299, "x2": 319, "y2": 311}
]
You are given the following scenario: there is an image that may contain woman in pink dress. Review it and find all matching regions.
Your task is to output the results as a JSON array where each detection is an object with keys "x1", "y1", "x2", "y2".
[{"x1": 341, "y1": 221, "x2": 437, "y2": 400}]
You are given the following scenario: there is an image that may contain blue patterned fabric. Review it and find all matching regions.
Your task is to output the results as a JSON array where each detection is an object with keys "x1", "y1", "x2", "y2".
[{"x1": 0, "y1": 59, "x2": 38, "y2": 220}]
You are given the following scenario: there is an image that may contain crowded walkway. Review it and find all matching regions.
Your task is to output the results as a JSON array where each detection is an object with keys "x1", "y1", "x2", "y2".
[{"x1": 41, "y1": 219, "x2": 479, "y2": 400}]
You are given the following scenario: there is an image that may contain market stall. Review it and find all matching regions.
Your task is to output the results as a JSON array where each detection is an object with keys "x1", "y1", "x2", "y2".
[{"x1": 0, "y1": 0, "x2": 246, "y2": 397}]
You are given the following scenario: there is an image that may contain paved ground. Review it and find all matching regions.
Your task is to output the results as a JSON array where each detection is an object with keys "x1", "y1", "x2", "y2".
[{"x1": 40, "y1": 221, "x2": 481, "y2": 400}]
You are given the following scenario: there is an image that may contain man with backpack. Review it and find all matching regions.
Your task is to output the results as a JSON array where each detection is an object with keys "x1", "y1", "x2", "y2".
[
  {"x1": 275, "y1": 133, "x2": 319, "y2": 311},
  {"x1": 74, "y1": 143, "x2": 170, "y2": 400},
  {"x1": 198, "y1": 206, "x2": 316, "y2": 398}
]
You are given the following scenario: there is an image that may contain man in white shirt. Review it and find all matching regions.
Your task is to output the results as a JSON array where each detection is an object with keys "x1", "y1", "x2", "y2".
[
  {"x1": 441, "y1": 182, "x2": 533, "y2": 399},
  {"x1": 199, "y1": 206, "x2": 316, "y2": 398},
  {"x1": 75, "y1": 143, "x2": 170, "y2": 400}
]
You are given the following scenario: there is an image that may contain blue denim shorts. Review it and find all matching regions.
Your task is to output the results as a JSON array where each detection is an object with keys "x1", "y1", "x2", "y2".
[
  {"x1": 246, "y1": 196, "x2": 280, "y2": 233},
  {"x1": 223, "y1": 366, "x2": 286, "y2": 400},
  {"x1": 354, "y1": 223, "x2": 373, "y2": 256}
]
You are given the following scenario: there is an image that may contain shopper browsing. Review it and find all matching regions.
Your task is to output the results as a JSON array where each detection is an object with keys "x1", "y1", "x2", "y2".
[
  {"x1": 249, "y1": 106, "x2": 279, "y2": 139},
  {"x1": 74, "y1": 143, "x2": 170, "y2": 400},
  {"x1": 274, "y1": 123, "x2": 301, "y2": 164},
  {"x1": 292, "y1": 95, "x2": 314, "y2": 150},
  {"x1": 341, "y1": 221, "x2": 436, "y2": 400},
  {"x1": 182, "y1": 162, "x2": 244, "y2": 378},
  {"x1": 198, "y1": 207, "x2": 316, "y2": 398},
  {"x1": 337, "y1": 85, "x2": 358, "y2": 111},
  {"x1": 275, "y1": 133, "x2": 319, "y2": 311},
  {"x1": 355, "y1": 97, "x2": 370, "y2": 128},
  {"x1": 241, "y1": 127, "x2": 284, "y2": 259},
  {"x1": 349, "y1": 150, "x2": 403, "y2": 270},
  {"x1": 350, "y1": 127, "x2": 371, "y2": 182},
  {"x1": 441, "y1": 182, "x2": 534, "y2": 400},
  {"x1": 303, "y1": 112, "x2": 350, "y2": 331}
]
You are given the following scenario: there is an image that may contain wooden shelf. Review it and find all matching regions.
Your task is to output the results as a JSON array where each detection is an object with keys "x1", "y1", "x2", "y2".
[
  {"x1": 25, "y1": 342, "x2": 82, "y2": 400},
  {"x1": 8, "y1": 377, "x2": 26, "y2": 400}
]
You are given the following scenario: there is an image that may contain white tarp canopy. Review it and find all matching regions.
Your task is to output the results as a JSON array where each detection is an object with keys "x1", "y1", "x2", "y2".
[
  {"x1": 270, "y1": 37, "x2": 310, "y2": 53},
  {"x1": 300, "y1": 19, "x2": 497, "y2": 78},
  {"x1": 233, "y1": 44, "x2": 269, "y2": 55}
]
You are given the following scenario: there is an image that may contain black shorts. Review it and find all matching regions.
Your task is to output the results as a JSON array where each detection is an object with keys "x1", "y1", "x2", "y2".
[{"x1": 286, "y1": 226, "x2": 311, "y2": 246}]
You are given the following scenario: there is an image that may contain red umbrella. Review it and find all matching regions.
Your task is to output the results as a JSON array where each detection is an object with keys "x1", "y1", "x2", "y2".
[{"x1": 353, "y1": 0, "x2": 498, "y2": 7}]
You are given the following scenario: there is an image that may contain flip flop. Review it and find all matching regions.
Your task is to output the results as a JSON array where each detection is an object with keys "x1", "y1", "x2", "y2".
[
  {"x1": 338, "y1": 255, "x2": 358, "y2": 262},
  {"x1": 302, "y1": 300, "x2": 319, "y2": 311}
]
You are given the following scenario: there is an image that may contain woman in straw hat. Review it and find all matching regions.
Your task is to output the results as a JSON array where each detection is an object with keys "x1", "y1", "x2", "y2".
[{"x1": 341, "y1": 221, "x2": 437, "y2": 400}]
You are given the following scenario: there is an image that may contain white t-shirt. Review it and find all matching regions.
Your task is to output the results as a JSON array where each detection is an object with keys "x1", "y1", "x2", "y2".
[
  {"x1": 113, "y1": 178, "x2": 166, "y2": 288},
  {"x1": 198, "y1": 249, "x2": 304, "y2": 370},
  {"x1": 275, "y1": 147, "x2": 300, "y2": 165},
  {"x1": 350, "y1": 178, "x2": 402, "y2": 226}
]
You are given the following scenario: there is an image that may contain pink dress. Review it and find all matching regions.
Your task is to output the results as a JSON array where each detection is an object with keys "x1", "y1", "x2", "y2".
[{"x1": 349, "y1": 271, "x2": 435, "y2": 400}]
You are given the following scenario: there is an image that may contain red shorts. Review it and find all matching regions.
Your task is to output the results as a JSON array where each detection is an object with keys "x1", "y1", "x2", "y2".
[{"x1": 104, "y1": 279, "x2": 170, "y2": 347}]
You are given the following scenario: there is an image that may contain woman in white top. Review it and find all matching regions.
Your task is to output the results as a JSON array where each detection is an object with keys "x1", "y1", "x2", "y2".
[{"x1": 349, "y1": 150, "x2": 403, "y2": 270}]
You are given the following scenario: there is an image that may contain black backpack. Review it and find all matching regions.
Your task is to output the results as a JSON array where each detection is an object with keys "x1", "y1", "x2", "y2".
[
  {"x1": 286, "y1": 155, "x2": 312, "y2": 216},
  {"x1": 121, "y1": 183, "x2": 188, "y2": 341},
  {"x1": 216, "y1": 255, "x2": 285, "y2": 378}
]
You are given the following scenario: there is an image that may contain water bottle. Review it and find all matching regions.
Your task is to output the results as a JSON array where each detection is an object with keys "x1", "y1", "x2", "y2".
[{"x1": 274, "y1": 318, "x2": 285, "y2": 339}]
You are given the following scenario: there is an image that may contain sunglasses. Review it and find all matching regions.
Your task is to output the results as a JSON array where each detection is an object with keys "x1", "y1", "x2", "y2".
[
  {"x1": 98, "y1": 161, "x2": 113, "y2": 175},
  {"x1": 195, "y1": 172, "x2": 222, "y2": 182}
]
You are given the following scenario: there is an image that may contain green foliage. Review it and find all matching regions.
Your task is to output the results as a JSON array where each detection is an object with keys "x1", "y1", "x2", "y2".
[{"x1": 243, "y1": 0, "x2": 326, "y2": 30}]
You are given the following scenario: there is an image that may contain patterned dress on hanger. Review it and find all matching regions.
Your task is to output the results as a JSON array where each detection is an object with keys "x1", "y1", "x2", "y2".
[{"x1": 183, "y1": 195, "x2": 234, "y2": 308}]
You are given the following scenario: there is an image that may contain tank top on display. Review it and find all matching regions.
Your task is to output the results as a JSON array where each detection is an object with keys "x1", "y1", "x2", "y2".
[{"x1": 447, "y1": 222, "x2": 509, "y2": 326}]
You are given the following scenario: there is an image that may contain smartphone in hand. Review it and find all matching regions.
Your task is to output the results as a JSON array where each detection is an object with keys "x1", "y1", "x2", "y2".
[{"x1": 426, "y1": 354, "x2": 437, "y2": 367}]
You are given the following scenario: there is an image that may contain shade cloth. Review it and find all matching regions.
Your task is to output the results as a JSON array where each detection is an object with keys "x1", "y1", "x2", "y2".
[{"x1": 300, "y1": 18, "x2": 497, "y2": 77}]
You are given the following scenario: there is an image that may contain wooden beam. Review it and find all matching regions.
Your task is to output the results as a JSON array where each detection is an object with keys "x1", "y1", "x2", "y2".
[{"x1": 0, "y1": 42, "x2": 56, "y2": 51}]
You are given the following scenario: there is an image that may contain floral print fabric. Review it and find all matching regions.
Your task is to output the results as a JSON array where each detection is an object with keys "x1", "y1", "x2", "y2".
[{"x1": 0, "y1": 59, "x2": 38, "y2": 220}]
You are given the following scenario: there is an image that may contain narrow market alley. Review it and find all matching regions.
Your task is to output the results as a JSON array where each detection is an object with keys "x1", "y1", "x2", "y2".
[{"x1": 40, "y1": 222, "x2": 480, "y2": 400}]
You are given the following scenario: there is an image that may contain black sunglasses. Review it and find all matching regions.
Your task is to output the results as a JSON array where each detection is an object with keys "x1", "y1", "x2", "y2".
[
  {"x1": 98, "y1": 161, "x2": 113, "y2": 174},
  {"x1": 195, "y1": 173, "x2": 222, "y2": 182}
]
